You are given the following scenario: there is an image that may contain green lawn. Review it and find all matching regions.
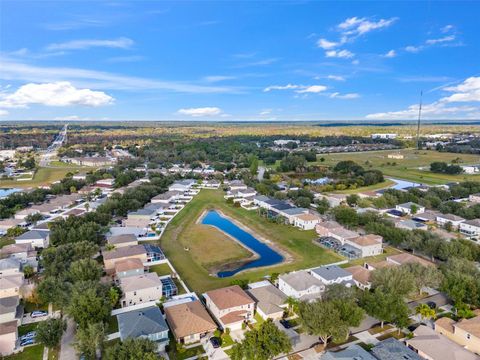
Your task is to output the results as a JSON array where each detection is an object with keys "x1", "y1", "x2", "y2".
[
  {"x1": 314, "y1": 149, "x2": 480, "y2": 185},
  {"x1": 167, "y1": 340, "x2": 205, "y2": 360},
  {"x1": 149, "y1": 263, "x2": 173, "y2": 277},
  {"x1": 22, "y1": 300, "x2": 48, "y2": 313},
  {"x1": 0, "y1": 236, "x2": 15, "y2": 250},
  {"x1": 4, "y1": 345, "x2": 44, "y2": 360},
  {"x1": 158, "y1": 189, "x2": 342, "y2": 293}
]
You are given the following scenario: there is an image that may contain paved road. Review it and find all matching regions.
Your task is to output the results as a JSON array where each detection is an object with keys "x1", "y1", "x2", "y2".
[{"x1": 60, "y1": 317, "x2": 77, "y2": 360}]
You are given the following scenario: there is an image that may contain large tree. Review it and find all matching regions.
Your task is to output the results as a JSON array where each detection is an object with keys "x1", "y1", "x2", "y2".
[
  {"x1": 297, "y1": 299, "x2": 364, "y2": 347},
  {"x1": 405, "y1": 263, "x2": 443, "y2": 295},
  {"x1": 67, "y1": 281, "x2": 112, "y2": 329},
  {"x1": 104, "y1": 338, "x2": 159, "y2": 360},
  {"x1": 230, "y1": 319, "x2": 292, "y2": 360},
  {"x1": 371, "y1": 266, "x2": 415, "y2": 297},
  {"x1": 36, "y1": 318, "x2": 66, "y2": 349},
  {"x1": 74, "y1": 322, "x2": 105, "y2": 360},
  {"x1": 69, "y1": 258, "x2": 103, "y2": 282}
]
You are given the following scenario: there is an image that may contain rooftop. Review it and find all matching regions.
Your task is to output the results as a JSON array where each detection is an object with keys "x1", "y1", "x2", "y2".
[
  {"x1": 204, "y1": 285, "x2": 254, "y2": 310},
  {"x1": 164, "y1": 300, "x2": 217, "y2": 339},
  {"x1": 371, "y1": 338, "x2": 422, "y2": 360},
  {"x1": 117, "y1": 306, "x2": 168, "y2": 340},
  {"x1": 311, "y1": 265, "x2": 352, "y2": 281},
  {"x1": 119, "y1": 272, "x2": 161, "y2": 292},
  {"x1": 103, "y1": 244, "x2": 146, "y2": 261},
  {"x1": 279, "y1": 270, "x2": 324, "y2": 292}
]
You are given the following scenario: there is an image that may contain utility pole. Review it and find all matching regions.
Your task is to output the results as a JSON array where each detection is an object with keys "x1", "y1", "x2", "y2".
[{"x1": 416, "y1": 91, "x2": 423, "y2": 150}]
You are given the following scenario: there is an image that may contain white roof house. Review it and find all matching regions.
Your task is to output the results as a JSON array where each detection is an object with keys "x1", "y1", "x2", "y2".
[
  {"x1": 310, "y1": 265, "x2": 354, "y2": 286},
  {"x1": 395, "y1": 202, "x2": 425, "y2": 215},
  {"x1": 278, "y1": 271, "x2": 325, "y2": 302},
  {"x1": 15, "y1": 230, "x2": 49, "y2": 248}
]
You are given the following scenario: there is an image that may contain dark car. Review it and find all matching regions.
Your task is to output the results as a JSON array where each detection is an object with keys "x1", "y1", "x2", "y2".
[
  {"x1": 280, "y1": 319, "x2": 292, "y2": 329},
  {"x1": 209, "y1": 337, "x2": 220, "y2": 348}
]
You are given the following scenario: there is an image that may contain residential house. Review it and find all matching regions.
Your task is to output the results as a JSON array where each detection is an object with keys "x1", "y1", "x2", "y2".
[
  {"x1": 117, "y1": 306, "x2": 169, "y2": 352},
  {"x1": 395, "y1": 219, "x2": 429, "y2": 231},
  {"x1": 436, "y1": 214, "x2": 465, "y2": 229},
  {"x1": 435, "y1": 315, "x2": 480, "y2": 355},
  {"x1": 203, "y1": 285, "x2": 255, "y2": 331},
  {"x1": 310, "y1": 265, "x2": 354, "y2": 287},
  {"x1": 114, "y1": 258, "x2": 144, "y2": 279},
  {"x1": 460, "y1": 219, "x2": 480, "y2": 239},
  {"x1": 395, "y1": 202, "x2": 425, "y2": 215},
  {"x1": 0, "y1": 321, "x2": 17, "y2": 356},
  {"x1": 344, "y1": 234, "x2": 383, "y2": 258},
  {"x1": 0, "y1": 296, "x2": 20, "y2": 324},
  {"x1": 0, "y1": 218, "x2": 26, "y2": 233},
  {"x1": 293, "y1": 213, "x2": 321, "y2": 230},
  {"x1": 15, "y1": 230, "x2": 49, "y2": 248},
  {"x1": 405, "y1": 325, "x2": 478, "y2": 360},
  {"x1": 247, "y1": 283, "x2": 287, "y2": 320},
  {"x1": 124, "y1": 208, "x2": 157, "y2": 228},
  {"x1": 316, "y1": 194, "x2": 347, "y2": 208},
  {"x1": 228, "y1": 180, "x2": 247, "y2": 191},
  {"x1": 103, "y1": 245, "x2": 148, "y2": 274},
  {"x1": 169, "y1": 179, "x2": 196, "y2": 192},
  {"x1": 345, "y1": 266, "x2": 372, "y2": 290},
  {"x1": 0, "y1": 275, "x2": 24, "y2": 299},
  {"x1": 0, "y1": 259, "x2": 21, "y2": 277},
  {"x1": 119, "y1": 272, "x2": 163, "y2": 307},
  {"x1": 107, "y1": 234, "x2": 139, "y2": 248},
  {"x1": 151, "y1": 191, "x2": 182, "y2": 204},
  {"x1": 0, "y1": 244, "x2": 37, "y2": 271},
  {"x1": 70, "y1": 157, "x2": 116, "y2": 167},
  {"x1": 321, "y1": 344, "x2": 376, "y2": 360},
  {"x1": 413, "y1": 210, "x2": 441, "y2": 223},
  {"x1": 14, "y1": 208, "x2": 40, "y2": 220},
  {"x1": 371, "y1": 338, "x2": 422, "y2": 360},
  {"x1": 278, "y1": 271, "x2": 325, "y2": 301},
  {"x1": 386, "y1": 253, "x2": 434, "y2": 267},
  {"x1": 164, "y1": 300, "x2": 217, "y2": 344},
  {"x1": 315, "y1": 221, "x2": 358, "y2": 242}
]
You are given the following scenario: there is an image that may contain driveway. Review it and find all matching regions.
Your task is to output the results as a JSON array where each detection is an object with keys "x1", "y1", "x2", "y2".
[
  {"x1": 60, "y1": 317, "x2": 77, "y2": 360},
  {"x1": 201, "y1": 337, "x2": 229, "y2": 360}
]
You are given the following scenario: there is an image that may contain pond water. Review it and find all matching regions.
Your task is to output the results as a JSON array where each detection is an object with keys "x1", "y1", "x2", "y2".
[
  {"x1": 201, "y1": 210, "x2": 283, "y2": 277},
  {"x1": 0, "y1": 188, "x2": 22, "y2": 199},
  {"x1": 388, "y1": 178, "x2": 423, "y2": 190}
]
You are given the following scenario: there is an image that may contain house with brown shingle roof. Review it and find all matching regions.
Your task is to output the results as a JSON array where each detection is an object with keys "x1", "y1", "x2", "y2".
[
  {"x1": 103, "y1": 245, "x2": 147, "y2": 274},
  {"x1": 0, "y1": 320, "x2": 17, "y2": 355},
  {"x1": 345, "y1": 265, "x2": 372, "y2": 290},
  {"x1": 164, "y1": 300, "x2": 217, "y2": 344},
  {"x1": 107, "y1": 234, "x2": 138, "y2": 248},
  {"x1": 345, "y1": 234, "x2": 383, "y2": 257},
  {"x1": 114, "y1": 258, "x2": 144, "y2": 279},
  {"x1": 203, "y1": 285, "x2": 255, "y2": 331},
  {"x1": 436, "y1": 315, "x2": 480, "y2": 355},
  {"x1": 119, "y1": 272, "x2": 162, "y2": 307},
  {"x1": 386, "y1": 253, "x2": 434, "y2": 267}
]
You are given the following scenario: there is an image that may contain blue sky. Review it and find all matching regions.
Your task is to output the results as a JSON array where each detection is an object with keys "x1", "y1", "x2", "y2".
[{"x1": 1, "y1": 0, "x2": 479, "y2": 121}]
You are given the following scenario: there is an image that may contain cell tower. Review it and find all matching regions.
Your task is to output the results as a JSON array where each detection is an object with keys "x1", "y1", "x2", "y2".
[{"x1": 416, "y1": 91, "x2": 423, "y2": 150}]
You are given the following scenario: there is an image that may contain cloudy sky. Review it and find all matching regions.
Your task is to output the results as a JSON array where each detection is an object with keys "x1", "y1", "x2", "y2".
[{"x1": 0, "y1": 1, "x2": 479, "y2": 121}]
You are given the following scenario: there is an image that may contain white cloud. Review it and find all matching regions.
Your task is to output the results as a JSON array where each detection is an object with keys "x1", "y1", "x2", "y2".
[
  {"x1": 263, "y1": 84, "x2": 301, "y2": 92},
  {"x1": 366, "y1": 76, "x2": 480, "y2": 119},
  {"x1": 337, "y1": 17, "x2": 397, "y2": 36},
  {"x1": 325, "y1": 49, "x2": 354, "y2": 58},
  {"x1": 441, "y1": 24, "x2": 454, "y2": 33},
  {"x1": 259, "y1": 109, "x2": 272, "y2": 116},
  {"x1": 177, "y1": 107, "x2": 223, "y2": 117},
  {"x1": 330, "y1": 92, "x2": 360, "y2": 99},
  {"x1": 0, "y1": 81, "x2": 114, "y2": 108},
  {"x1": 106, "y1": 55, "x2": 145, "y2": 63},
  {"x1": 264, "y1": 84, "x2": 327, "y2": 94},
  {"x1": 405, "y1": 45, "x2": 423, "y2": 53},
  {"x1": 317, "y1": 38, "x2": 339, "y2": 50},
  {"x1": 383, "y1": 50, "x2": 396, "y2": 58},
  {"x1": 426, "y1": 35, "x2": 455, "y2": 45},
  {"x1": 442, "y1": 77, "x2": 480, "y2": 103},
  {"x1": 0, "y1": 109, "x2": 9, "y2": 116},
  {"x1": 327, "y1": 75, "x2": 346, "y2": 81},
  {"x1": 0, "y1": 57, "x2": 237, "y2": 94},
  {"x1": 46, "y1": 37, "x2": 134, "y2": 51},
  {"x1": 203, "y1": 75, "x2": 236, "y2": 83},
  {"x1": 296, "y1": 85, "x2": 327, "y2": 94}
]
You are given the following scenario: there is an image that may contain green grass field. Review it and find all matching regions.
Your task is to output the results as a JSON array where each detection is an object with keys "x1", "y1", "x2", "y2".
[
  {"x1": 4, "y1": 345, "x2": 43, "y2": 360},
  {"x1": 0, "y1": 165, "x2": 95, "y2": 188},
  {"x1": 315, "y1": 149, "x2": 480, "y2": 185},
  {"x1": 158, "y1": 189, "x2": 341, "y2": 293}
]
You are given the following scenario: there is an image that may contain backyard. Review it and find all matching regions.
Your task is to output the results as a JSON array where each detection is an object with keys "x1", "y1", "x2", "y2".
[{"x1": 158, "y1": 189, "x2": 341, "y2": 293}]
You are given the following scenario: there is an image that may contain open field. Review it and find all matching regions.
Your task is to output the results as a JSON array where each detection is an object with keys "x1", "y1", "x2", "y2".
[
  {"x1": 158, "y1": 189, "x2": 342, "y2": 293},
  {"x1": 0, "y1": 165, "x2": 94, "y2": 188},
  {"x1": 315, "y1": 149, "x2": 480, "y2": 185}
]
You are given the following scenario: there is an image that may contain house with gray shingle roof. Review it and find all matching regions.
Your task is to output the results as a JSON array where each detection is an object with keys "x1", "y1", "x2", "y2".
[
  {"x1": 15, "y1": 230, "x2": 49, "y2": 248},
  {"x1": 117, "y1": 306, "x2": 169, "y2": 352},
  {"x1": 278, "y1": 271, "x2": 325, "y2": 302},
  {"x1": 321, "y1": 344, "x2": 376, "y2": 360},
  {"x1": 247, "y1": 283, "x2": 287, "y2": 320},
  {"x1": 371, "y1": 338, "x2": 422, "y2": 360},
  {"x1": 310, "y1": 265, "x2": 354, "y2": 287}
]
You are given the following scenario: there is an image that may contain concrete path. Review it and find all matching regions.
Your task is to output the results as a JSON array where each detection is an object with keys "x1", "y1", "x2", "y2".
[
  {"x1": 60, "y1": 317, "x2": 76, "y2": 360},
  {"x1": 201, "y1": 337, "x2": 228, "y2": 360}
]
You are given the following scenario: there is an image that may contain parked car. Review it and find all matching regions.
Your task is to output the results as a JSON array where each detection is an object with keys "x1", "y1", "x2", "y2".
[
  {"x1": 20, "y1": 331, "x2": 36, "y2": 341},
  {"x1": 280, "y1": 319, "x2": 292, "y2": 329},
  {"x1": 31, "y1": 310, "x2": 48, "y2": 318},
  {"x1": 209, "y1": 337, "x2": 220, "y2": 348},
  {"x1": 20, "y1": 338, "x2": 35, "y2": 347}
]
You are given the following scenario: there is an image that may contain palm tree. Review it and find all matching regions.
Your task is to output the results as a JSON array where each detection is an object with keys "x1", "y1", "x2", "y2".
[
  {"x1": 285, "y1": 297, "x2": 299, "y2": 315},
  {"x1": 416, "y1": 303, "x2": 436, "y2": 323}
]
